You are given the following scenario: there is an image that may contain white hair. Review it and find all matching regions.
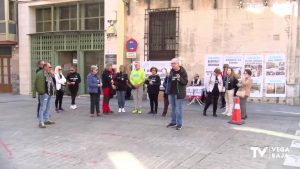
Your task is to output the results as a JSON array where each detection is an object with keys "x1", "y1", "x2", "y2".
[
  {"x1": 171, "y1": 58, "x2": 180, "y2": 65},
  {"x1": 90, "y1": 65, "x2": 98, "y2": 71}
]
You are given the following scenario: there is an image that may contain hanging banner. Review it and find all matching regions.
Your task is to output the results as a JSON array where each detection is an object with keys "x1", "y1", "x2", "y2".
[
  {"x1": 244, "y1": 55, "x2": 263, "y2": 97},
  {"x1": 204, "y1": 55, "x2": 223, "y2": 84},
  {"x1": 223, "y1": 54, "x2": 244, "y2": 78},
  {"x1": 265, "y1": 54, "x2": 286, "y2": 97}
]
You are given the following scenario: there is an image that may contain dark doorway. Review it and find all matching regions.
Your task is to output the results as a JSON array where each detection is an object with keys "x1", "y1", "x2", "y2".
[{"x1": 0, "y1": 46, "x2": 12, "y2": 93}]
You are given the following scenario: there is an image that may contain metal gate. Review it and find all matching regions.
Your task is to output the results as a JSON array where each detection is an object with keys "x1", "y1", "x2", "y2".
[{"x1": 144, "y1": 7, "x2": 179, "y2": 61}]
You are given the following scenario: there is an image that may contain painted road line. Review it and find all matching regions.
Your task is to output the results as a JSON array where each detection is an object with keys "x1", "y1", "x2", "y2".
[
  {"x1": 272, "y1": 111, "x2": 300, "y2": 115},
  {"x1": 283, "y1": 154, "x2": 300, "y2": 168},
  {"x1": 291, "y1": 140, "x2": 300, "y2": 149},
  {"x1": 296, "y1": 130, "x2": 300, "y2": 136},
  {"x1": 0, "y1": 139, "x2": 13, "y2": 158}
]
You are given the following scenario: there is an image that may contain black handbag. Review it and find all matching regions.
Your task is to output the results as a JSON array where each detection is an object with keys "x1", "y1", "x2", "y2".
[{"x1": 109, "y1": 86, "x2": 116, "y2": 95}]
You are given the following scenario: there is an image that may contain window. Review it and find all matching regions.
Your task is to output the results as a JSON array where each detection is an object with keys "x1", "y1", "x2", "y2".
[
  {"x1": 59, "y1": 5, "x2": 77, "y2": 31},
  {"x1": 0, "y1": 23, "x2": 5, "y2": 33},
  {"x1": 9, "y1": 23, "x2": 16, "y2": 34},
  {"x1": 9, "y1": 0, "x2": 16, "y2": 21},
  {"x1": 0, "y1": 0, "x2": 4, "y2": 20},
  {"x1": 84, "y1": 3, "x2": 104, "y2": 30},
  {"x1": 36, "y1": 8, "x2": 52, "y2": 32}
]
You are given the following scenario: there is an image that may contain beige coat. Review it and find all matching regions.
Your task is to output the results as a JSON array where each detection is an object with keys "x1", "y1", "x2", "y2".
[{"x1": 239, "y1": 77, "x2": 253, "y2": 97}]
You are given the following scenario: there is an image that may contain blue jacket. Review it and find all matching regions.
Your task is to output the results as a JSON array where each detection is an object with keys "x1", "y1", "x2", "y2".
[{"x1": 87, "y1": 73, "x2": 101, "y2": 94}]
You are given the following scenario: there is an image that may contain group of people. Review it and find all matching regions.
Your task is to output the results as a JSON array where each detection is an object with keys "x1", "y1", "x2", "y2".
[
  {"x1": 32, "y1": 61, "x2": 81, "y2": 128},
  {"x1": 32, "y1": 58, "x2": 252, "y2": 130},
  {"x1": 203, "y1": 64, "x2": 253, "y2": 120}
]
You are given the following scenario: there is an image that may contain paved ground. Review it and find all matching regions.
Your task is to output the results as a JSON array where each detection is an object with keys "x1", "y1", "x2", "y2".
[{"x1": 0, "y1": 94, "x2": 300, "y2": 169}]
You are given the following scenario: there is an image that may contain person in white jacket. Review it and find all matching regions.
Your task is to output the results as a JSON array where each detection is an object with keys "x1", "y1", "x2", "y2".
[
  {"x1": 54, "y1": 66, "x2": 67, "y2": 112},
  {"x1": 203, "y1": 68, "x2": 223, "y2": 117}
]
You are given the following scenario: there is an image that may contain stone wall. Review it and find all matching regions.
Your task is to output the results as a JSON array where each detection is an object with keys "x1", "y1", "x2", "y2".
[{"x1": 126, "y1": 0, "x2": 300, "y2": 105}]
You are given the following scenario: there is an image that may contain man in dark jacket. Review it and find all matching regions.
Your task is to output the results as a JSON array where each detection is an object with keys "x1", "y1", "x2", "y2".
[
  {"x1": 35, "y1": 60, "x2": 45, "y2": 118},
  {"x1": 166, "y1": 58, "x2": 188, "y2": 130}
]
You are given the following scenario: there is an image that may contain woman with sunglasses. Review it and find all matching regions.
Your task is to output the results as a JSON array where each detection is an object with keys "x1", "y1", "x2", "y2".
[
  {"x1": 238, "y1": 69, "x2": 253, "y2": 120},
  {"x1": 54, "y1": 66, "x2": 66, "y2": 112},
  {"x1": 66, "y1": 66, "x2": 81, "y2": 109}
]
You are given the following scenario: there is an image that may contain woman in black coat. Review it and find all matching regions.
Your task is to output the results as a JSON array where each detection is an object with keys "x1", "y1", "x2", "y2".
[{"x1": 145, "y1": 67, "x2": 161, "y2": 114}]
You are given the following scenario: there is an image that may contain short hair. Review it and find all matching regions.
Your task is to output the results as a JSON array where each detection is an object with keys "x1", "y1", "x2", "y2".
[
  {"x1": 150, "y1": 67, "x2": 158, "y2": 73},
  {"x1": 171, "y1": 58, "x2": 180, "y2": 64},
  {"x1": 37, "y1": 60, "x2": 44, "y2": 66},
  {"x1": 223, "y1": 64, "x2": 229, "y2": 69},
  {"x1": 70, "y1": 65, "x2": 77, "y2": 70},
  {"x1": 91, "y1": 65, "x2": 98, "y2": 71},
  {"x1": 214, "y1": 68, "x2": 221, "y2": 74},
  {"x1": 244, "y1": 69, "x2": 252, "y2": 76},
  {"x1": 43, "y1": 62, "x2": 50, "y2": 68}
]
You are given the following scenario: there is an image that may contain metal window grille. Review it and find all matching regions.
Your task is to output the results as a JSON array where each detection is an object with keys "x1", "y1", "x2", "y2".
[{"x1": 144, "y1": 7, "x2": 179, "y2": 61}]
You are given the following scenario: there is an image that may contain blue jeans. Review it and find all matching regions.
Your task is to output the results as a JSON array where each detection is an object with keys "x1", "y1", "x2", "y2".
[
  {"x1": 168, "y1": 94, "x2": 183, "y2": 126},
  {"x1": 38, "y1": 94, "x2": 52, "y2": 124},
  {"x1": 117, "y1": 91, "x2": 126, "y2": 108}
]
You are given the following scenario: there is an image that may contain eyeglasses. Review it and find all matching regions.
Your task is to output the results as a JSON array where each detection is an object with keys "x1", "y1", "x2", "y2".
[
  {"x1": 49, "y1": 67, "x2": 52, "y2": 68},
  {"x1": 70, "y1": 70, "x2": 75, "y2": 72},
  {"x1": 59, "y1": 69, "x2": 62, "y2": 70}
]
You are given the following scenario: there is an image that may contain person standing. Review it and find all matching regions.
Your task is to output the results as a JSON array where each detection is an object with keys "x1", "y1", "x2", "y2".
[
  {"x1": 220, "y1": 64, "x2": 229, "y2": 109},
  {"x1": 130, "y1": 61, "x2": 145, "y2": 114},
  {"x1": 145, "y1": 67, "x2": 161, "y2": 114},
  {"x1": 102, "y1": 63, "x2": 115, "y2": 114},
  {"x1": 238, "y1": 69, "x2": 253, "y2": 120},
  {"x1": 35, "y1": 60, "x2": 45, "y2": 118},
  {"x1": 54, "y1": 66, "x2": 66, "y2": 112},
  {"x1": 32, "y1": 62, "x2": 56, "y2": 128},
  {"x1": 66, "y1": 66, "x2": 81, "y2": 110},
  {"x1": 162, "y1": 68, "x2": 169, "y2": 117},
  {"x1": 166, "y1": 58, "x2": 188, "y2": 130},
  {"x1": 114, "y1": 65, "x2": 129, "y2": 113},
  {"x1": 203, "y1": 68, "x2": 223, "y2": 117},
  {"x1": 87, "y1": 65, "x2": 102, "y2": 117},
  {"x1": 221, "y1": 67, "x2": 238, "y2": 116}
]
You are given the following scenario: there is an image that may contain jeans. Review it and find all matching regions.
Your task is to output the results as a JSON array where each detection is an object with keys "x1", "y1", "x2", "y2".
[
  {"x1": 149, "y1": 93, "x2": 159, "y2": 112},
  {"x1": 55, "y1": 90, "x2": 64, "y2": 109},
  {"x1": 133, "y1": 86, "x2": 143, "y2": 109},
  {"x1": 38, "y1": 94, "x2": 52, "y2": 124},
  {"x1": 163, "y1": 94, "x2": 169, "y2": 114},
  {"x1": 168, "y1": 94, "x2": 183, "y2": 126},
  {"x1": 117, "y1": 91, "x2": 126, "y2": 108}
]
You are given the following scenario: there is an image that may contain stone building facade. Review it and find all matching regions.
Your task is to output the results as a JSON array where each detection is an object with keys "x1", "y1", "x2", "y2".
[{"x1": 125, "y1": 0, "x2": 300, "y2": 105}]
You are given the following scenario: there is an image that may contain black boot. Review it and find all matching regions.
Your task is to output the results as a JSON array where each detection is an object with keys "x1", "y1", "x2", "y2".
[{"x1": 203, "y1": 111, "x2": 207, "y2": 116}]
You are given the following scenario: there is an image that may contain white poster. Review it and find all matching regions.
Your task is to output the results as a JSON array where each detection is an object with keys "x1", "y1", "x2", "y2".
[
  {"x1": 204, "y1": 55, "x2": 223, "y2": 83},
  {"x1": 140, "y1": 61, "x2": 171, "y2": 77},
  {"x1": 265, "y1": 54, "x2": 286, "y2": 97},
  {"x1": 223, "y1": 55, "x2": 244, "y2": 78},
  {"x1": 244, "y1": 55, "x2": 263, "y2": 97}
]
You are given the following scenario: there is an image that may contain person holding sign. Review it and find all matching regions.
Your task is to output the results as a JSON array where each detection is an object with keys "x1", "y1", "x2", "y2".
[
  {"x1": 203, "y1": 68, "x2": 223, "y2": 117},
  {"x1": 145, "y1": 67, "x2": 161, "y2": 114},
  {"x1": 221, "y1": 67, "x2": 239, "y2": 116}
]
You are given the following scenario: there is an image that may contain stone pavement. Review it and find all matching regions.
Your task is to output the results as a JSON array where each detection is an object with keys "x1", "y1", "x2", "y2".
[{"x1": 0, "y1": 94, "x2": 300, "y2": 169}]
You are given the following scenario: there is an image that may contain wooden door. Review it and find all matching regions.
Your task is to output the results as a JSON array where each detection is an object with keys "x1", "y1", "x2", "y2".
[{"x1": 0, "y1": 57, "x2": 12, "y2": 93}]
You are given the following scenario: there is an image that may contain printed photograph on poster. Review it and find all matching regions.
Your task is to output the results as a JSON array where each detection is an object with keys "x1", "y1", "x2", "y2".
[
  {"x1": 244, "y1": 55, "x2": 263, "y2": 97},
  {"x1": 265, "y1": 54, "x2": 286, "y2": 76},
  {"x1": 265, "y1": 78, "x2": 286, "y2": 97},
  {"x1": 223, "y1": 55, "x2": 244, "y2": 78},
  {"x1": 244, "y1": 55, "x2": 263, "y2": 77},
  {"x1": 250, "y1": 78, "x2": 263, "y2": 97},
  {"x1": 204, "y1": 55, "x2": 223, "y2": 82}
]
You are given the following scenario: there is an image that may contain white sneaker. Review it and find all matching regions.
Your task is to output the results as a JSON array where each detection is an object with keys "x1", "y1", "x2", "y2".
[
  {"x1": 118, "y1": 108, "x2": 122, "y2": 113},
  {"x1": 73, "y1": 105, "x2": 77, "y2": 109},
  {"x1": 121, "y1": 108, "x2": 125, "y2": 112},
  {"x1": 226, "y1": 113, "x2": 232, "y2": 116},
  {"x1": 70, "y1": 105, "x2": 74, "y2": 109},
  {"x1": 221, "y1": 111, "x2": 227, "y2": 115}
]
